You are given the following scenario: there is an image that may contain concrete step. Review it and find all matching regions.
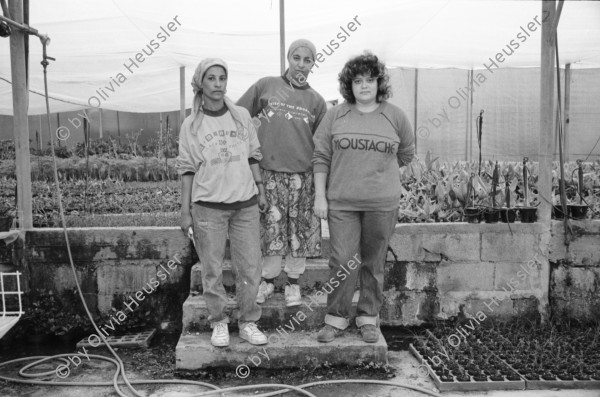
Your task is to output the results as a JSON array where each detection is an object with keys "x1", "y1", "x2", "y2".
[
  {"x1": 175, "y1": 327, "x2": 387, "y2": 371},
  {"x1": 182, "y1": 291, "x2": 360, "y2": 332},
  {"x1": 190, "y1": 258, "x2": 331, "y2": 293}
]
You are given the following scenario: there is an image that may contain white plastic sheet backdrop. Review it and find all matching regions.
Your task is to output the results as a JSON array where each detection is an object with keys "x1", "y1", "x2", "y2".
[
  {"x1": 387, "y1": 67, "x2": 600, "y2": 161},
  {"x1": 0, "y1": 0, "x2": 599, "y2": 160}
]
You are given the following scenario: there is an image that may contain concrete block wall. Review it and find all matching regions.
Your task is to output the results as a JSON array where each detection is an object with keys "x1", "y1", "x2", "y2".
[
  {"x1": 1, "y1": 220, "x2": 596, "y2": 331},
  {"x1": 549, "y1": 220, "x2": 600, "y2": 320},
  {"x1": 383, "y1": 223, "x2": 546, "y2": 325},
  {"x1": 18, "y1": 227, "x2": 197, "y2": 331}
]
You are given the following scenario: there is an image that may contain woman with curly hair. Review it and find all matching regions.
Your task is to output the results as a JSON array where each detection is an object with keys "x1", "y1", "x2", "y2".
[{"x1": 312, "y1": 52, "x2": 415, "y2": 343}]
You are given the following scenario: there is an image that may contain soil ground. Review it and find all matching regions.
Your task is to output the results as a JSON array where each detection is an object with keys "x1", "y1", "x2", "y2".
[{"x1": 1, "y1": 332, "x2": 599, "y2": 397}]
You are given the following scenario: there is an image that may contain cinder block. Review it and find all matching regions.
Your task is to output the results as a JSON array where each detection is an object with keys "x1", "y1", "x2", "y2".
[
  {"x1": 551, "y1": 294, "x2": 600, "y2": 320},
  {"x1": 384, "y1": 262, "x2": 436, "y2": 291},
  {"x1": 25, "y1": 227, "x2": 194, "y2": 263},
  {"x1": 494, "y1": 262, "x2": 543, "y2": 292},
  {"x1": 462, "y1": 297, "x2": 515, "y2": 319},
  {"x1": 549, "y1": 220, "x2": 600, "y2": 262},
  {"x1": 436, "y1": 261, "x2": 495, "y2": 294},
  {"x1": 437, "y1": 291, "x2": 514, "y2": 319},
  {"x1": 552, "y1": 266, "x2": 600, "y2": 295},
  {"x1": 96, "y1": 261, "x2": 158, "y2": 311},
  {"x1": 481, "y1": 231, "x2": 538, "y2": 262},
  {"x1": 389, "y1": 231, "x2": 479, "y2": 262},
  {"x1": 380, "y1": 289, "x2": 435, "y2": 326},
  {"x1": 154, "y1": 256, "x2": 186, "y2": 285}
]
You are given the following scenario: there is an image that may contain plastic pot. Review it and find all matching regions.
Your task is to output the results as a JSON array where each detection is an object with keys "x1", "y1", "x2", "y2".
[
  {"x1": 500, "y1": 208, "x2": 517, "y2": 223},
  {"x1": 552, "y1": 205, "x2": 566, "y2": 219},
  {"x1": 568, "y1": 204, "x2": 589, "y2": 220},
  {"x1": 520, "y1": 207, "x2": 538, "y2": 223},
  {"x1": 0, "y1": 216, "x2": 11, "y2": 232},
  {"x1": 484, "y1": 208, "x2": 500, "y2": 223},
  {"x1": 464, "y1": 207, "x2": 481, "y2": 223}
]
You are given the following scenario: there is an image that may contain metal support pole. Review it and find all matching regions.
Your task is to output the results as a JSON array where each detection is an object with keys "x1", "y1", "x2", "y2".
[
  {"x1": 279, "y1": 0, "x2": 285, "y2": 76},
  {"x1": 8, "y1": 0, "x2": 33, "y2": 229}
]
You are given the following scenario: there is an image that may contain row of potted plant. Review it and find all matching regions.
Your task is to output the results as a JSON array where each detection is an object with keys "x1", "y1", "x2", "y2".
[{"x1": 399, "y1": 154, "x2": 599, "y2": 223}]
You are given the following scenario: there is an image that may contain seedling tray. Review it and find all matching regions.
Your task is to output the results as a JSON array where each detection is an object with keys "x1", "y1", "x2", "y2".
[
  {"x1": 76, "y1": 329, "x2": 155, "y2": 349},
  {"x1": 411, "y1": 328, "x2": 600, "y2": 392},
  {"x1": 409, "y1": 343, "x2": 526, "y2": 392}
]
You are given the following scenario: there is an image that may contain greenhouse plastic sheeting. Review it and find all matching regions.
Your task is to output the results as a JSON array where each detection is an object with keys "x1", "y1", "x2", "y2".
[{"x1": 0, "y1": 0, "x2": 600, "y2": 115}]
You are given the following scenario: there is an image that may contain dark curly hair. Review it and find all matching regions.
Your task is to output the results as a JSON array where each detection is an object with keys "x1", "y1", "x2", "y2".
[{"x1": 338, "y1": 52, "x2": 392, "y2": 104}]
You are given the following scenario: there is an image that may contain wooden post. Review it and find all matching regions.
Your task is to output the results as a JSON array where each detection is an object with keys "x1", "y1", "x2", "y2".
[
  {"x1": 466, "y1": 69, "x2": 473, "y2": 161},
  {"x1": 179, "y1": 66, "x2": 185, "y2": 132},
  {"x1": 56, "y1": 112, "x2": 61, "y2": 146},
  {"x1": 538, "y1": 1, "x2": 556, "y2": 224},
  {"x1": 563, "y1": 63, "x2": 571, "y2": 162},
  {"x1": 279, "y1": 0, "x2": 285, "y2": 76},
  {"x1": 38, "y1": 114, "x2": 42, "y2": 148},
  {"x1": 9, "y1": 0, "x2": 33, "y2": 229},
  {"x1": 98, "y1": 108, "x2": 103, "y2": 139},
  {"x1": 413, "y1": 68, "x2": 418, "y2": 156},
  {"x1": 116, "y1": 110, "x2": 121, "y2": 144},
  {"x1": 538, "y1": 0, "x2": 557, "y2": 324}
]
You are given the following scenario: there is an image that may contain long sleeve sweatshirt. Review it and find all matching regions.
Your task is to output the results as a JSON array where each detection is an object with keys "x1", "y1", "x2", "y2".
[
  {"x1": 176, "y1": 102, "x2": 262, "y2": 207},
  {"x1": 312, "y1": 102, "x2": 415, "y2": 211},
  {"x1": 236, "y1": 74, "x2": 327, "y2": 173}
]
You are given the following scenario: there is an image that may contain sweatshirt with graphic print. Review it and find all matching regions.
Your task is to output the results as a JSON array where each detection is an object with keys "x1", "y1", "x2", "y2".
[
  {"x1": 312, "y1": 102, "x2": 415, "y2": 211},
  {"x1": 236, "y1": 74, "x2": 327, "y2": 173},
  {"x1": 176, "y1": 104, "x2": 262, "y2": 207}
]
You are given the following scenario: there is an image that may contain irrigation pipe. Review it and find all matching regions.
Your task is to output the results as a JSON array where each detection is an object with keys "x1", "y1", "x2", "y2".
[{"x1": 0, "y1": 25, "x2": 442, "y2": 397}]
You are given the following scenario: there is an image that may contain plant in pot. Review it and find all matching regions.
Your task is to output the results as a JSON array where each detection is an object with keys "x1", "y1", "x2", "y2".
[
  {"x1": 482, "y1": 161, "x2": 501, "y2": 223},
  {"x1": 463, "y1": 173, "x2": 483, "y2": 223},
  {"x1": 518, "y1": 157, "x2": 538, "y2": 223},
  {"x1": 567, "y1": 160, "x2": 590, "y2": 220},
  {"x1": 500, "y1": 165, "x2": 518, "y2": 223}
]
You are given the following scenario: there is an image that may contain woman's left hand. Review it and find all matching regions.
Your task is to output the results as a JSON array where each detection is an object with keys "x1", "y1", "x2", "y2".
[{"x1": 258, "y1": 192, "x2": 268, "y2": 213}]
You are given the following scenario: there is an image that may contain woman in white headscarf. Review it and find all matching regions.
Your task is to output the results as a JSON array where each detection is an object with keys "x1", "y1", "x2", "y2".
[
  {"x1": 177, "y1": 58, "x2": 268, "y2": 348},
  {"x1": 237, "y1": 39, "x2": 327, "y2": 308}
]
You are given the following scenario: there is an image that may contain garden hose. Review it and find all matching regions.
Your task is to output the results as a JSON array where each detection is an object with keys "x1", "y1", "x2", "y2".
[{"x1": 0, "y1": 27, "x2": 442, "y2": 397}]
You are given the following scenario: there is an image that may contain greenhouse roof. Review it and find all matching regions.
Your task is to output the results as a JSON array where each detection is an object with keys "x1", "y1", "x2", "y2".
[{"x1": 1, "y1": 0, "x2": 599, "y2": 114}]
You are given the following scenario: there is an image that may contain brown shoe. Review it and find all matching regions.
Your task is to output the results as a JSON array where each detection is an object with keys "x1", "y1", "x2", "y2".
[
  {"x1": 360, "y1": 324, "x2": 379, "y2": 343},
  {"x1": 317, "y1": 324, "x2": 341, "y2": 343}
]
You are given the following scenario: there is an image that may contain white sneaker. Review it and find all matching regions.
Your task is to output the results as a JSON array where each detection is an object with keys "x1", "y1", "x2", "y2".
[
  {"x1": 256, "y1": 281, "x2": 274, "y2": 304},
  {"x1": 239, "y1": 323, "x2": 267, "y2": 345},
  {"x1": 285, "y1": 284, "x2": 302, "y2": 307},
  {"x1": 211, "y1": 323, "x2": 229, "y2": 347}
]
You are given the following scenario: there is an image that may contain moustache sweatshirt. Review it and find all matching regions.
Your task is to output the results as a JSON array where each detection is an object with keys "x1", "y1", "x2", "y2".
[{"x1": 312, "y1": 102, "x2": 415, "y2": 211}]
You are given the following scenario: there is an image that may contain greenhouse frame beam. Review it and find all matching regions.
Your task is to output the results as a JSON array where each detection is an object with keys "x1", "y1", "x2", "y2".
[
  {"x1": 539, "y1": 0, "x2": 560, "y2": 225},
  {"x1": 8, "y1": 0, "x2": 33, "y2": 229},
  {"x1": 279, "y1": 0, "x2": 285, "y2": 76},
  {"x1": 179, "y1": 66, "x2": 185, "y2": 132},
  {"x1": 563, "y1": 63, "x2": 571, "y2": 162}
]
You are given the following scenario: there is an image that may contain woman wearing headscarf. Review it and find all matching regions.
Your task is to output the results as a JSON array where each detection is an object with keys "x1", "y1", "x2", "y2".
[
  {"x1": 312, "y1": 52, "x2": 415, "y2": 343},
  {"x1": 237, "y1": 39, "x2": 327, "y2": 307},
  {"x1": 177, "y1": 58, "x2": 268, "y2": 347}
]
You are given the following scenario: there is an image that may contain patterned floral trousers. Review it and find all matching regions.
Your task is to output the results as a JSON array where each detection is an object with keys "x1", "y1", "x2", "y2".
[{"x1": 260, "y1": 169, "x2": 321, "y2": 258}]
